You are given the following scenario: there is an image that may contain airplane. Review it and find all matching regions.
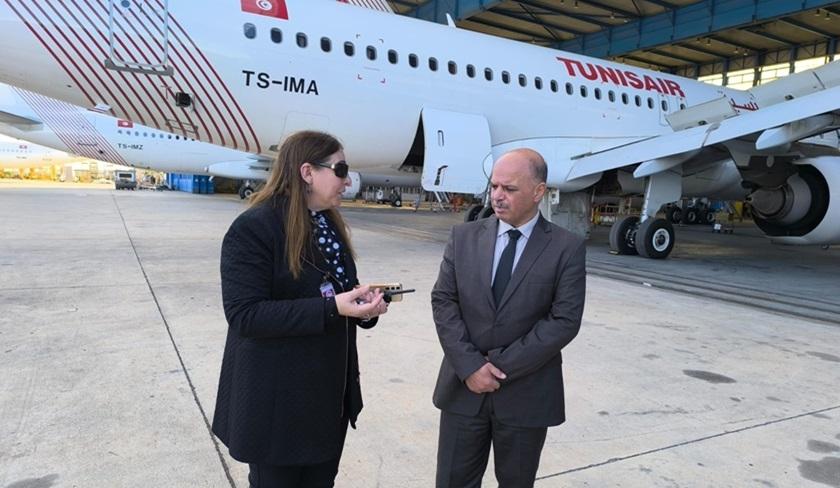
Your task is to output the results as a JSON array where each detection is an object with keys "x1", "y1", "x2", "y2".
[
  {"x1": 0, "y1": 0, "x2": 838, "y2": 258},
  {"x1": 0, "y1": 134, "x2": 81, "y2": 170},
  {"x1": 0, "y1": 83, "x2": 420, "y2": 199}
]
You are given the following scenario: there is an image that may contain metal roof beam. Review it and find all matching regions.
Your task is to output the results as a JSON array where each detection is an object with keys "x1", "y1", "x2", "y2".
[
  {"x1": 490, "y1": 8, "x2": 589, "y2": 36},
  {"x1": 556, "y1": 0, "x2": 840, "y2": 58},
  {"x1": 641, "y1": 0, "x2": 677, "y2": 9},
  {"x1": 408, "y1": 0, "x2": 507, "y2": 24},
  {"x1": 621, "y1": 55, "x2": 673, "y2": 70},
  {"x1": 463, "y1": 16, "x2": 557, "y2": 43},
  {"x1": 510, "y1": 0, "x2": 612, "y2": 28},
  {"x1": 647, "y1": 48, "x2": 701, "y2": 65},
  {"x1": 778, "y1": 18, "x2": 835, "y2": 39},
  {"x1": 743, "y1": 28, "x2": 795, "y2": 47},
  {"x1": 575, "y1": 0, "x2": 640, "y2": 19}
]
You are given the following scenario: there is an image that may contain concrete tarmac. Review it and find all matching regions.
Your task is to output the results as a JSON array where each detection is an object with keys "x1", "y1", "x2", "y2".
[{"x1": 1, "y1": 180, "x2": 839, "y2": 488}]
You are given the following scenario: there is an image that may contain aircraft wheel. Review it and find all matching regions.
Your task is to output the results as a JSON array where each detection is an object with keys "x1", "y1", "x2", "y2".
[
  {"x1": 683, "y1": 208, "x2": 698, "y2": 225},
  {"x1": 478, "y1": 205, "x2": 495, "y2": 219},
  {"x1": 464, "y1": 204, "x2": 483, "y2": 222},
  {"x1": 609, "y1": 216, "x2": 639, "y2": 255},
  {"x1": 390, "y1": 194, "x2": 402, "y2": 207},
  {"x1": 239, "y1": 185, "x2": 254, "y2": 200},
  {"x1": 665, "y1": 206, "x2": 681, "y2": 224},
  {"x1": 635, "y1": 218, "x2": 675, "y2": 259}
]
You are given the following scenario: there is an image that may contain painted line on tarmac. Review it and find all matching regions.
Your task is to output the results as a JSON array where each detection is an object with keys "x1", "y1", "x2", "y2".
[
  {"x1": 111, "y1": 194, "x2": 238, "y2": 488},
  {"x1": 536, "y1": 403, "x2": 840, "y2": 482}
]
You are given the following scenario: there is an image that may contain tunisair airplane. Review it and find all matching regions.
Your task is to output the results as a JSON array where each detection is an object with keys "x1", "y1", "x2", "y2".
[
  {"x1": 0, "y1": 83, "x2": 424, "y2": 198},
  {"x1": 0, "y1": 0, "x2": 838, "y2": 258}
]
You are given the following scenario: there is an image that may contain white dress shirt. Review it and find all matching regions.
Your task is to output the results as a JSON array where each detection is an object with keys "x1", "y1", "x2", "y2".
[{"x1": 491, "y1": 211, "x2": 541, "y2": 286}]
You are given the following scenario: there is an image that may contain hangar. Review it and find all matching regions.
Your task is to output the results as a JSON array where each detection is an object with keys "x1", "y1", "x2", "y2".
[{"x1": 392, "y1": 0, "x2": 840, "y2": 86}]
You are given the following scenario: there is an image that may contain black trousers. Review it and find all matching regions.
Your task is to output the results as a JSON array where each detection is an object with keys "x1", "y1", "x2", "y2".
[
  {"x1": 436, "y1": 396, "x2": 548, "y2": 488},
  {"x1": 248, "y1": 457, "x2": 341, "y2": 488},
  {"x1": 249, "y1": 419, "x2": 349, "y2": 488}
]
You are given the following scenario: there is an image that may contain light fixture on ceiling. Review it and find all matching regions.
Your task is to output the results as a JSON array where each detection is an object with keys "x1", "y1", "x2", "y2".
[
  {"x1": 825, "y1": 11, "x2": 831, "y2": 20},
  {"x1": 574, "y1": 0, "x2": 579, "y2": 9},
  {"x1": 734, "y1": 47, "x2": 739, "y2": 54},
  {"x1": 706, "y1": 38, "x2": 711, "y2": 46},
  {"x1": 815, "y1": 8, "x2": 821, "y2": 16}
]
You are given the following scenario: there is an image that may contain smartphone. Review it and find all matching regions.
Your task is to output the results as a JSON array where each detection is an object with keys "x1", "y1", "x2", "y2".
[{"x1": 369, "y1": 283, "x2": 415, "y2": 302}]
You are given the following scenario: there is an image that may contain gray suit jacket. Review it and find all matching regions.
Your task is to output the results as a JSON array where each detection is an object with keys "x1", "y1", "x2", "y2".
[{"x1": 431, "y1": 214, "x2": 586, "y2": 428}]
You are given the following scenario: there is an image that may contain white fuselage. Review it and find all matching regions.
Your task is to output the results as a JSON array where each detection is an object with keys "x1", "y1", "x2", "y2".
[
  {"x1": 0, "y1": 135, "x2": 78, "y2": 169},
  {"x1": 0, "y1": 0, "x2": 742, "y2": 179}
]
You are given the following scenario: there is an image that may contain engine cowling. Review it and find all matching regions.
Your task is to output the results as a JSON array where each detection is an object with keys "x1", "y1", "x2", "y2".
[{"x1": 747, "y1": 156, "x2": 840, "y2": 245}]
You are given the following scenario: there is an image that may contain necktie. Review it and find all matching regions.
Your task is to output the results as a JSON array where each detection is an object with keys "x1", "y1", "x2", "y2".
[{"x1": 493, "y1": 229, "x2": 522, "y2": 304}]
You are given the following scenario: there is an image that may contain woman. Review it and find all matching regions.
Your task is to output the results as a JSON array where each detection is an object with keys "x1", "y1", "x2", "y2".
[{"x1": 212, "y1": 131, "x2": 388, "y2": 487}]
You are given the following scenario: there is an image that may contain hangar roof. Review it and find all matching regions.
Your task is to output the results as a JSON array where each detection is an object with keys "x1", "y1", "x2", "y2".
[{"x1": 391, "y1": 1, "x2": 840, "y2": 77}]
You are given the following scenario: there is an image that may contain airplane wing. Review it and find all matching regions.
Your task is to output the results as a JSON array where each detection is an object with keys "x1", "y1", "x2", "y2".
[
  {"x1": 0, "y1": 110, "x2": 42, "y2": 130},
  {"x1": 567, "y1": 84, "x2": 840, "y2": 180}
]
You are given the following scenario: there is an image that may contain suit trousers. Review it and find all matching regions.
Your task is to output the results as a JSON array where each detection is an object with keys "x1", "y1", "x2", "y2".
[{"x1": 436, "y1": 395, "x2": 548, "y2": 488}]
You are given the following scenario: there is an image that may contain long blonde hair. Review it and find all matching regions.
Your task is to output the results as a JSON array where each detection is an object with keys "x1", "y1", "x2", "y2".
[{"x1": 251, "y1": 131, "x2": 355, "y2": 279}]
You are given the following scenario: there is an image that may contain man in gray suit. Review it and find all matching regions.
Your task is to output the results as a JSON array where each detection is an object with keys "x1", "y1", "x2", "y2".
[{"x1": 432, "y1": 148, "x2": 586, "y2": 488}]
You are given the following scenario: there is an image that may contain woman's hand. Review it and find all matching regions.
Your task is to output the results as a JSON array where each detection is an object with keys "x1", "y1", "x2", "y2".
[{"x1": 335, "y1": 285, "x2": 388, "y2": 320}]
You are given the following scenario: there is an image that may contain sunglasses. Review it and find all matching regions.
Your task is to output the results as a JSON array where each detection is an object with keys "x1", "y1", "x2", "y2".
[{"x1": 312, "y1": 160, "x2": 349, "y2": 178}]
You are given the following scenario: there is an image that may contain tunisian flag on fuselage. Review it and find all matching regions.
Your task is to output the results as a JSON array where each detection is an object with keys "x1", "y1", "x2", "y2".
[{"x1": 241, "y1": 0, "x2": 289, "y2": 20}]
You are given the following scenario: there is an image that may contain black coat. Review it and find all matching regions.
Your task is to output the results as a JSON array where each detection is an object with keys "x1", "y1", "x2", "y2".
[{"x1": 212, "y1": 198, "x2": 376, "y2": 466}]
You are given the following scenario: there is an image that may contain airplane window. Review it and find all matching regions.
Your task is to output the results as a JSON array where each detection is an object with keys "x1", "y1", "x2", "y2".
[
  {"x1": 466, "y1": 64, "x2": 476, "y2": 78},
  {"x1": 580, "y1": 86, "x2": 588, "y2": 97},
  {"x1": 344, "y1": 42, "x2": 355, "y2": 56},
  {"x1": 243, "y1": 23, "x2": 256, "y2": 40},
  {"x1": 635, "y1": 95, "x2": 641, "y2": 107},
  {"x1": 271, "y1": 28, "x2": 282, "y2": 44},
  {"x1": 502, "y1": 71, "x2": 510, "y2": 84},
  {"x1": 366, "y1": 46, "x2": 376, "y2": 61},
  {"x1": 594, "y1": 87, "x2": 602, "y2": 100},
  {"x1": 661, "y1": 100, "x2": 669, "y2": 111},
  {"x1": 679, "y1": 103, "x2": 686, "y2": 110},
  {"x1": 448, "y1": 61, "x2": 457, "y2": 75},
  {"x1": 176, "y1": 136, "x2": 180, "y2": 140},
  {"x1": 321, "y1": 37, "x2": 331, "y2": 52},
  {"x1": 117, "y1": 130, "x2": 122, "y2": 134},
  {"x1": 534, "y1": 77, "x2": 543, "y2": 90},
  {"x1": 518, "y1": 74, "x2": 527, "y2": 87},
  {"x1": 608, "y1": 90, "x2": 616, "y2": 102},
  {"x1": 621, "y1": 93, "x2": 629, "y2": 104},
  {"x1": 143, "y1": 132, "x2": 148, "y2": 137},
  {"x1": 296, "y1": 33, "x2": 307, "y2": 48},
  {"x1": 484, "y1": 68, "x2": 493, "y2": 81},
  {"x1": 388, "y1": 50, "x2": 398, "y2": 64},
  {"x1": 565, "y1": 82, "x2": 573, "y2": 95},
  {"x1": 550, "y1": 80, "x2": 558, "y2": 92},
  {"x1": 168, "y1": 135, "x2": 172, "y2": 139},
  {"x1": 647, "y1": 97, "x2": 654, "y2": 109},
  {"x1": 429, "y1": 57, "x2": 438, "y2": 71},
  {"x1": 409, "y1": 54, "x2": 418, "y2": 68}
]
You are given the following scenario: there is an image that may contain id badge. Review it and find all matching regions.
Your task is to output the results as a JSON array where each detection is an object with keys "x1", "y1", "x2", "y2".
[{"x1": 319, "y1": 281, "x2": 336, "y2": 298}]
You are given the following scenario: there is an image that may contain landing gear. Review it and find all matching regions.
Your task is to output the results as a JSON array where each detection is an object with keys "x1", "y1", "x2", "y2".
[
  {"x1": 665, "y1": 204, "x2": 682, "y2": 224},
  {"x1": 464, "y1": 203, "x2": 483, "y2": 222},
  {"x1": 478, "y1": 205, "x2": 495, "y2": 219},
  {"x1": 611, "y1": 171, "x2": 681, "y2": 259},
  {"x1": 609, "y1": 216, "x2": 639, "y2": 255},
  {"x1": 635, "y1": 218, "x2": 675, "y2": 259},
  {"x1": 238, "y1": 181, "x2": 255, "y2": 200}
]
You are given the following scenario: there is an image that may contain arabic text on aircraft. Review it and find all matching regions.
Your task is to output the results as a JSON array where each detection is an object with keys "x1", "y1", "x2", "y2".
[{"x1": 556, "y1": 57, "x2": 686, "y2": 98}]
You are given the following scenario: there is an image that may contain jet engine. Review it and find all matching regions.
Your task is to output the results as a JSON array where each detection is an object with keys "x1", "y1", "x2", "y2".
[{"x1": 746, "y1": 156, "x2": 840, "y2": 245}]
